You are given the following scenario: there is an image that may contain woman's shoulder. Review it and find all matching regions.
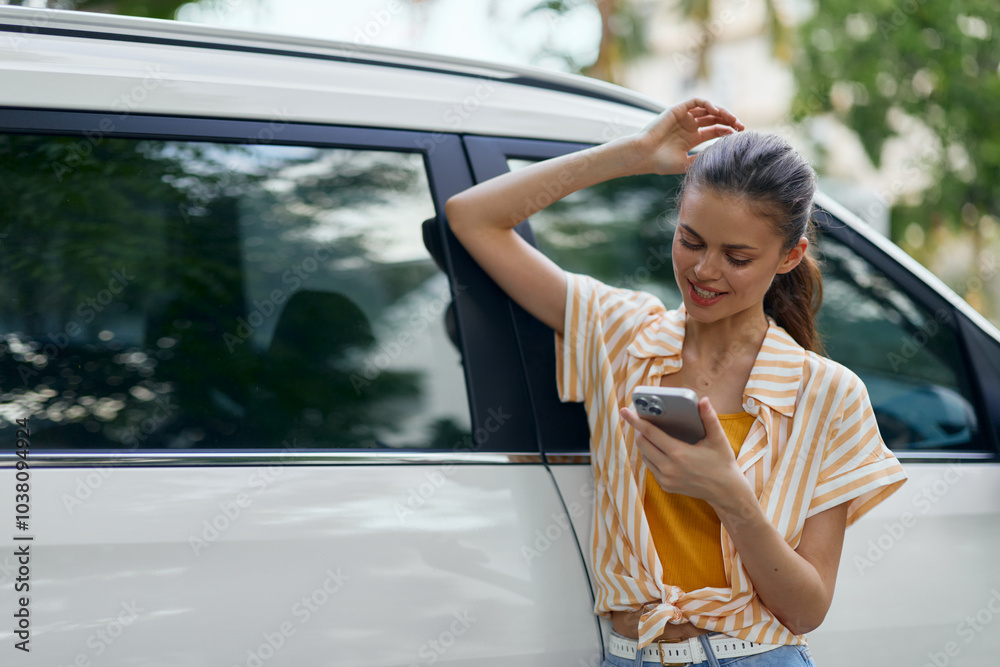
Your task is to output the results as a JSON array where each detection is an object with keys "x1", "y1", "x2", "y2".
[
  {"x1": 803, "y1": 349, "x2": 861, "y2": 380},
  {"x1": 800, "y1": 348, "x2": 871, "y2": 406},
  {"x1": 568, "y1": 271, "x2": 670, "y2": 314},
  {"x1": 764, "y1": 319, "x2": 866, "y2": 393}
]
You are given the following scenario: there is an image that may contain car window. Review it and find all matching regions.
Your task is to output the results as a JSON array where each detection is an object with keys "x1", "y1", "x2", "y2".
[
  {"x1": 510, "y1": 158, "x2": 981, "y2": 453},
  {"x1": 816, "y1": 235, "x2": 979, "y2": 451},
  {"x1": 508, "y1": 159, "x2": 683, "y2": 308},
  {"x1": 0, "y1": 135, "x2": 470, "y2": 450}
]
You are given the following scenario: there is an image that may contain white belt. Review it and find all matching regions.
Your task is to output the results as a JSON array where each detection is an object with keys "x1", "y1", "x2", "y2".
[{"x1": 609, "y1": 632, "x2": 783, "y2": 665}]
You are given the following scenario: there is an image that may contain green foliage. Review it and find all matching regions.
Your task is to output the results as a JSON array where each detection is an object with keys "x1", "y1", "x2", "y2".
[
  {"x1": 792, "y1": 1, "x2": 1000, "y2": 241},
  {"x1": 1, "y1": 0, "x2": 190, "y2": 19},
  {"x1": 0, "y1": 136, "x2": 440, "y2": 450},
  {"x1": 523, "y1": 0, "x2": 650, "y2": 79}
]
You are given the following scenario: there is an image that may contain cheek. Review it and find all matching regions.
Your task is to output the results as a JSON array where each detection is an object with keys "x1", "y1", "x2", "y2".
[
  {"x1": 671, "y1": 240, "x2": 693, "y2": 265},
  {"x1": 733, "y1": 266, "x2": 775, "y2": 294}
]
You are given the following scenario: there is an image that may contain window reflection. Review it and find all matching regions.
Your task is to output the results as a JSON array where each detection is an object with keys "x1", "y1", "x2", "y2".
[
  {"x1": 0, "y1": 136, "x2": 469, "y2": 450},
  {"x1": 510, "y1": 158, "x2": 981, "y2": 452},
  {"x1": 817, "y1": 236, "x2": 979, "y2": 451}
]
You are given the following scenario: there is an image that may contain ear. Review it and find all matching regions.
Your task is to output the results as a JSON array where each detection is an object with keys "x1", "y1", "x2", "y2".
[{"x1": 776, "y1": 236, "x2": 808, "y2": 275}]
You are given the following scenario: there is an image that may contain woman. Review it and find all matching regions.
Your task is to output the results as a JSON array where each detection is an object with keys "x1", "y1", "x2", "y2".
[{"x1": 446, "y1": 98, "x2": 906, "y2": 666}]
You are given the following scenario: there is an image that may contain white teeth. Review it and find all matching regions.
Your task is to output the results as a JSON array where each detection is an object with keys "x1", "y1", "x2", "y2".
[{"x1": 692, "y1": 284, "x2": 721, "y2": 298}]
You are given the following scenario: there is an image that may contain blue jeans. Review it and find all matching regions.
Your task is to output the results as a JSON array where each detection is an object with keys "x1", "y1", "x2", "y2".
[{"x1": 602, "y1": 632, "x2": 817, "y2": 667}]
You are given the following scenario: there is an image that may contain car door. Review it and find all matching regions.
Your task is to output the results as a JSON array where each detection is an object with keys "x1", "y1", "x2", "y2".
[
  {"x1": 463, "y1": 135, "x2": 1000, "y2": 666},
  {"x1": 0, "y1": 110, "x2": 601, "y2": 666}
]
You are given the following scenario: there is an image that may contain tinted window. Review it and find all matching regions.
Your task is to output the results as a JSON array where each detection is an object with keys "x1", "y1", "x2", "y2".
[
  {"x1": 511, "y1": 159, "x2": 980, "y2": 452},
  {"x1": 817, "y1": 235, "x2": 979, "y2": 451},
  {"x1": 0, "y1": 135, "x2": 470, "y2": 450},
  {"x1": 508, "y1": 159, "x2": 683, "y2": 307}
]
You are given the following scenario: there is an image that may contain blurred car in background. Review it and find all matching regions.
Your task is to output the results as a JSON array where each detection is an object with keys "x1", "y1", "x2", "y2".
[{"x1": 1, "y1": 6, "x2": 998, "y2": 666}]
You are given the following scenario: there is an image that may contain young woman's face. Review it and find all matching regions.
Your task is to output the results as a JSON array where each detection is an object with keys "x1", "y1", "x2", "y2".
[{"x1": 672, "y1": 187, "x2": 805, "y2": 325}]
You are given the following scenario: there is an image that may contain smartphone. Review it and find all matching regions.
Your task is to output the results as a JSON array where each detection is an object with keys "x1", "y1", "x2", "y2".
[{"x1": 631, "y1": 386, "x2": 706, "y2": 444}]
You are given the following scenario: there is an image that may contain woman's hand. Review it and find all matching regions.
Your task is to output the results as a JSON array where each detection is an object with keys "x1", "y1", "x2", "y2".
[
  {"x1": 626, "y1": 98, "x2": 745, "y2": 176},
  {"x1": 623, "y1": 395, "x2": 849, "y2": 635},
  {"x1": 620, "y1": 396, "x2": 747, "y2": 506}
]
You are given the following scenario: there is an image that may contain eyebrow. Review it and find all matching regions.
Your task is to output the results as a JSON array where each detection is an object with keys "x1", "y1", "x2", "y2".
[{"x1": 678, "y1": 223, "x2": 758, "y2": 251}]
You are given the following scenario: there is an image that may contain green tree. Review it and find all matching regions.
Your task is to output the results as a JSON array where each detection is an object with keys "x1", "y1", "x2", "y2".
[
  {"x1": 792, "y1": 2, "x2": 999, "y2": 252},
  {"x1": 523, "y1": 0, "x2": 794, "y2": 84},
  {"x1": 0, "y1": 0, "x2": 190, "y2": 19},
  {"x1": 523, "y1": 0, "x2": 650, "y2": 83}
]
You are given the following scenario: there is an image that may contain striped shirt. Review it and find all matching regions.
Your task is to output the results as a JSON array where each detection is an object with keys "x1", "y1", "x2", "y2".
[{"x1": 554, "y1": 273, "x2": 907, "y2": 648}]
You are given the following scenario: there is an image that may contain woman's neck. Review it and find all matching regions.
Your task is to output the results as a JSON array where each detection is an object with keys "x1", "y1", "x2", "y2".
[{"x1": 683, "y1": 306, "x2": 769, "y2": 364}]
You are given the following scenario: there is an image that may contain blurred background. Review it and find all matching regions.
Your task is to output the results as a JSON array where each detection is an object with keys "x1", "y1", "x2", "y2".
[{"x1": 3, "y1": 0, "x2": 998, "y2": 325}]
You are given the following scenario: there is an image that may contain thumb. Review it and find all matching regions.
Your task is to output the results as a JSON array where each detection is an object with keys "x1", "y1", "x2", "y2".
[{"x1": 698, "y1": 396, "x2": 726, "y2": 445}]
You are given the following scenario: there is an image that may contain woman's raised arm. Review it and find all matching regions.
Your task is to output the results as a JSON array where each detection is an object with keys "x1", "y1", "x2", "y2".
[{"x1": 445, "y1": 98, "x2": 743, "y2": 335}]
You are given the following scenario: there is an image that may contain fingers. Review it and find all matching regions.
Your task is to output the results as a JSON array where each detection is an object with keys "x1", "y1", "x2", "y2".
[
  {"x1": 675, "y1": 98, "x2": 745, "y2": 132},
  {"x1": 620, "y1": 407, "x2": 685, "y2": 455},
  {"x1": 620, "y1": 407, "x2": 652, "y2": 443},
  {"x1": 624, "y1": 406, "x2": 694, "y2": 495},
  {"x1": 698, "y1": 124, "x2": 739, "y2": 142},
  {"x1": 697, "y1": 397, "x2": 728, "y2": 446}
]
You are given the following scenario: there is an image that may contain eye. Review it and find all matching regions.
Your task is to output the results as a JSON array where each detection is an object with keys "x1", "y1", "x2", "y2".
[
  {"x1": 678, "y1": 236, "x2": 702, "y2": 250},
  {"x1": 726, "y1": 256, "x2": 752, "y2": 267}
]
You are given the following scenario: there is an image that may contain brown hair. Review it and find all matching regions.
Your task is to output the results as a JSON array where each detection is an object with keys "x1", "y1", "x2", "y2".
[{"x1": 680, "y1": 131, "x2": 824, "y2": 353}]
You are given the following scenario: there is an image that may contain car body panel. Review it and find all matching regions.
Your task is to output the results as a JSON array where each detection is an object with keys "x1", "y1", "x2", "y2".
[
  {"x1": 0, "y1": 460, "x2": 602, "y2": 666},
  {"x1": 549, "y1": 460, "x2": 1000, "y2": 665},
  {"x1": 0, "y1": 8, "x2": 653, "y2": 145},
  {"x1": 811, "y1": 462, "x2": 1000, "y2": 664}
]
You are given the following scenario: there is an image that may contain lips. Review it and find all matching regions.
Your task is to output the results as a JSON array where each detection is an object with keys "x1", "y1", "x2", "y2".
[{"x1": 688, "y1": 279, "x2": 726, "y2": 306}]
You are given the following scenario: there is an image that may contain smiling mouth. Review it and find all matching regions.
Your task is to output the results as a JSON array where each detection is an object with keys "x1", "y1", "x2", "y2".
[{"x1": 690, "y1": 282, "x2": 725, "y2": 299}]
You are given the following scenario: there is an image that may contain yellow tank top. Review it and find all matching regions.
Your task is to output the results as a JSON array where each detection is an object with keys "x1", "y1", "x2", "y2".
[{"x1": 643, "y1": 411, "x2": 755, "y2": 591}]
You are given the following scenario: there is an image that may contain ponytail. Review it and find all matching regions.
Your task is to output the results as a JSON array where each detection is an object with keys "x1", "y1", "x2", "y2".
[{"x1": 765, "y1": 244, "x2": 825, "y2": 354}]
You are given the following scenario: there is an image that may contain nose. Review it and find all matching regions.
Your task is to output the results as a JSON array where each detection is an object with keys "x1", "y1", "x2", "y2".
[{"x1": 694, "y1": 251, "x2": 723, "y2": 282}]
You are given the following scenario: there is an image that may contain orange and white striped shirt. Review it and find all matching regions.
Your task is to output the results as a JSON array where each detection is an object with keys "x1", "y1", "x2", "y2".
[{"x1": 555, "y1": 272, "x2": 907, "y2": 649}]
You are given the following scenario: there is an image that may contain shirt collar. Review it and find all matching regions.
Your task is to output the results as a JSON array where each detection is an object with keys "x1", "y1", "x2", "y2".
[{"x1": 625, "y1": 306, "x2": 806, "y2": 418}]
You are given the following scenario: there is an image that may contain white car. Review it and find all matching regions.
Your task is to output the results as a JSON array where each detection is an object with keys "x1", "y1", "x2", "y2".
[{"x1": 0, "y1": 6, "x2": 998, "y2": 666}]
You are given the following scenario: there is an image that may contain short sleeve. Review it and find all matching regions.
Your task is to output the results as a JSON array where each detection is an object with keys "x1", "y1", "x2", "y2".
[
  {"x1": 554, "y1": 272, "x2": 665, "y2": 403},
  {"x1": 807, "y1": 371, "x2": 907, "y2": 526}
]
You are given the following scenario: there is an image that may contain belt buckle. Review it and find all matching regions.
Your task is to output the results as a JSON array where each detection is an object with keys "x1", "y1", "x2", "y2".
[{"x1": 657, "y1": 637, "x2": 686, "y2": 667}]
